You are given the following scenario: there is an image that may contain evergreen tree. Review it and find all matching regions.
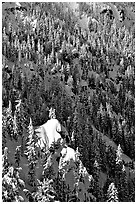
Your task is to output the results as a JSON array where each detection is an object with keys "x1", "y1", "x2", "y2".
[
  {"x1": 92, "y1": 160, "x2": 104, "y2": 201},
  {"x1": 107, "y1": 182, "x2": 119, "y2": 202},
  {"x1": 106, "y1": 145, "x2": 116, "y2": 177},
  {"x1": 115, "y1": 145, "x2": 129, "y2": 202},
  {"x1": 116, "y1": 144, "x2": 123, "y2": 165}
]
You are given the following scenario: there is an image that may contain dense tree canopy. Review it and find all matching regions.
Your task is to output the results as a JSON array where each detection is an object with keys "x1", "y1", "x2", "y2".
[{"x1": 2, "y1": 2, "x2": 135, "y2": 202}]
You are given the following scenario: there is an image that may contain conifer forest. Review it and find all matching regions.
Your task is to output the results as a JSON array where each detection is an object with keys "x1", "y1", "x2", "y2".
[{"x1": 2, "y1": 2, "x2": 135, "y2": 202}]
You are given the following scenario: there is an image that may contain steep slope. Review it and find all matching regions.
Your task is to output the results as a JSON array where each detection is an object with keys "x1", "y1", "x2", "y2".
[{"x1": 2, "y1": 2, "x2": 135, "y2": 202}]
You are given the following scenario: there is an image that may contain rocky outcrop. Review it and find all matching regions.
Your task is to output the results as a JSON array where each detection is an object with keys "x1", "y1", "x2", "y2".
[{"x1": 35, "y1": 118, "x2": 63, "y2": 150}]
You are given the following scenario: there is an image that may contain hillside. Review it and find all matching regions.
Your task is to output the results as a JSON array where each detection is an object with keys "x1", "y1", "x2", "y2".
[{"x1": 2, "y1": 2, "x2": 135, "y2": 202}]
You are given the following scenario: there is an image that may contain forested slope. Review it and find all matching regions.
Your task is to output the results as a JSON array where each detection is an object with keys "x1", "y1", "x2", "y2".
[{"x1": 2, "y1": 2, "x2": 135, "y2": 202}]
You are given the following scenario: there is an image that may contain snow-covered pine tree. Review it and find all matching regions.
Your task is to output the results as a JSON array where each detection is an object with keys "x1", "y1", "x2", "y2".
[
  {"x1": 116, "y1": 144, "x2": 123, "y2": 165},
  {"x1": 2, "y1": 147, "x2": 9, "y2": 176},
  {"x1": 24, "y1": 118, "x2": 41, "y2": 188},
  {"x1": 107, "y1": 182, "x2": 119, "y2": 202},
  {"x1": 2, "y1": 101, "x2": 14, "y2": 142}
]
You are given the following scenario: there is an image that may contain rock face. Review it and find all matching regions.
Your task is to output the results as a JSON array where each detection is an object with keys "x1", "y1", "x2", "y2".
[
  {"x1": 42, "y1": 118, "x2": 62, "y2": 147},
  {"x1": 60, "y1": 146, "x2": 76, "y2": 163},
  {"x1": 35, "y1": 118, "x2": 63, "y2": 150}
]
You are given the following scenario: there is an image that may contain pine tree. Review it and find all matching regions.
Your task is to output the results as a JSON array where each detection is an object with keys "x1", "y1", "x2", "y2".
[
  {"x1": 72, "y1": 98, "x2": 82, "y2": 150},
  {"x1": 117, "y1": 121, "x2": 124, "y2": 149},
  {"x1": 116, "y1": 144, "x2": 123, "y2": 165},
  {"x1": 2, "y1": 101, "x2": 14, "y2": 142},
  {"x1": 111, "y1": 118, "x2": 117, "y2": 142},
  {"x1": 92, "y1": 160, "x2": 104, "y2": 201},
  {"x1": 119, "y1": 166, "x2": 129, "y2": 202},
  {"x1": 115, "y1": 145, "x2": 129, "y2": 201},
  {"x1": 107, "y1": 182, "x2": 119, "y2": 202},
  {"x1": 2, "y1": 147, "x2": 10, "y2": 176},
  {"x1": 98, "y1": 138, "x2": 107, "y2": 172},
  {"x1": 106, "y1": 145, "x2": 116, "y2": 177},
  {"x1": 14, "y1": 146, "x2": 21, "y2": 167},
  {"x1": 24, "y1": 118, "x2": 40, "y2": 189},
  {"x1": 14, "y1": 98, "x2": 29, "y2": 154}
]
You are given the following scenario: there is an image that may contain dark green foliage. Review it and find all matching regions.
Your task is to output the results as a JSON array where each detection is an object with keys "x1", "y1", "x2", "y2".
[
  {"x1": 114, "y1": 145, "x2": 130, "y2": 202},
  {"x1": 106, "y1": 146, "x2": 117, "y2": 178},
  {"x1": 92, "y1": 160, "x2": 104, "y2": 201},
  {"x1": 115, "y1": 163, "x2": 129, "y2": 201}
]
